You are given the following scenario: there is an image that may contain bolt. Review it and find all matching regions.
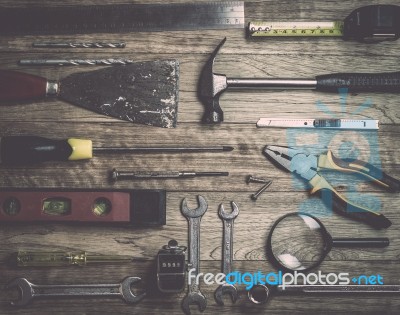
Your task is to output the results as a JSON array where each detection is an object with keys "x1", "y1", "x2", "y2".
[
  {"x1": 246, "y1": 175, "x2": 269, "y2": 184},
  {"x1": 251, "y1": 181, "x2": 272, "y2": 201}
]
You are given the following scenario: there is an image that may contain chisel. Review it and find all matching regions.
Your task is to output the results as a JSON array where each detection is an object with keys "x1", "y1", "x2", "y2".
[{"x1": 0, "y1": 136, "x2": 234, "y2": 165}]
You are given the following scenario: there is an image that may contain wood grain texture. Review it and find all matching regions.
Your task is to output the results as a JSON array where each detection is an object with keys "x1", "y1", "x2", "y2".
[{"x1": 0, "y1": 0, "x2": 399, "y2": 314}]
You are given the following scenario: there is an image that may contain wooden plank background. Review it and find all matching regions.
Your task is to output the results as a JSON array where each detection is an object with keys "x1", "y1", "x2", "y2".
[{"x1": 0, "y1": 0, "x2": 399, "y2": 314}]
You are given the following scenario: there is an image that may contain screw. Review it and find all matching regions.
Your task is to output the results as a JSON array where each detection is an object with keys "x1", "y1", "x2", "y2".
[
  {"x1": 251, "y1": 181, "x2": 273, "y2": 201},
  {"x1": 246, "y1": 175, "x2": 269, "y2": 184},
  {"x1": 110, "y1": 169, "x2": 120, "y2": 181}
]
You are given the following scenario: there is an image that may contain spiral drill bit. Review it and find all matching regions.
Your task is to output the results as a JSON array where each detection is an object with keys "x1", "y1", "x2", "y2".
[
  {"x1": 19, "y1": 59, "x2": 135, "y2": 66},
  {"x1": 32, "y1": 42, "x2": 126, "y2": 48}
]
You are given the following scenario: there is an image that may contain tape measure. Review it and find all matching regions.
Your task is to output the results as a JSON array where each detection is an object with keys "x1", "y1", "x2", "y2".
[
  {"x1": 248, "y1": 21, "x2": 344, "y2": 37},
  {"x1": 0, "y1": 1, "x2": 244, "y2": 34},
  {"x1": 248, "y1": 5, "x2": 400, "y2": 42}
]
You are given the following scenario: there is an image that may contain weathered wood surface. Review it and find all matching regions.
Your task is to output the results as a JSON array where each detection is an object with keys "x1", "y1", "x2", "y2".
[{"x1": 0, "y1": 0, "x2": 399, "y2": 314}]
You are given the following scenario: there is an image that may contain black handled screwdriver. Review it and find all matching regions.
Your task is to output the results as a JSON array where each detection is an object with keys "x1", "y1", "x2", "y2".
[{"x1": 0, "y1": 136, "x2": 234, "y2": 165}]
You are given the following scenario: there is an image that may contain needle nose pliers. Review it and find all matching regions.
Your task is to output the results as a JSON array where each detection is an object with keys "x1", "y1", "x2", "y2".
[{"x1": 264, "y1": 145, "x2": 400, "y2": 229}]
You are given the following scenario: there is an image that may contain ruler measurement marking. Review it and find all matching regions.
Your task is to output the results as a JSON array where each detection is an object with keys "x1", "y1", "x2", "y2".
[{"x1": 249, "y1": 21, "x2": 344, "y2": 37}]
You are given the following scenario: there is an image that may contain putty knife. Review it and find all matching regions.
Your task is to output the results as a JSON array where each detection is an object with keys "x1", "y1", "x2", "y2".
[{"x1": 0, "y1": 60, "x2": 179, "y2": 128}]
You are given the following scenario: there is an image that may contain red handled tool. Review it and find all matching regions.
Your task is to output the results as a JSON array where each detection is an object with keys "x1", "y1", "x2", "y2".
[{"x1": 0, "y1": 189, "x2": 166, "y2": 226}]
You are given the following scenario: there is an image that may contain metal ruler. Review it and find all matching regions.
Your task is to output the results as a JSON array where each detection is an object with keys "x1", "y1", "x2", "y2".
[
  {"x1": 0, "y1": 2, "x2": 244, "y2": 35},
  {"x1": 248, "y1": 21, "x2": 344, "y2": 37},
  {"x1": 256, "y1": 118, "x2": 379, "y2": 130}
]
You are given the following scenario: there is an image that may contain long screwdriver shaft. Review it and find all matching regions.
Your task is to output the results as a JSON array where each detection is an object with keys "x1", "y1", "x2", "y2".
[
  {"x1": 15, "y1": 251, "x2": 133, "y2": 267},
  {"x1": 111, "y1": 169, "x2": 229, "y2": 181},
  {"x1": 94, "y1": 146, "x2": 234, "y2": 153},
  {"x1": 0, "y1": 136, "x2": 234, "y2": 165}
]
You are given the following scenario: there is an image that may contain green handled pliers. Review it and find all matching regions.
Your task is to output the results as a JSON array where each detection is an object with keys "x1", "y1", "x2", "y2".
[{"x1": 264, "y1": 145, "x2": 400, "y2": 228}]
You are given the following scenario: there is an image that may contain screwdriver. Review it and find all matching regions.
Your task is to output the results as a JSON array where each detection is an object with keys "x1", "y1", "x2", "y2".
[
  {"x1": 111, "y1": 169, "x2": 229, "y2": 180},
  {"x1": 13, "y1": 251, "x2": 135, "y2": 267},
  {"x1": 0, "y1": 136, "x2": 234, "y2": 165}
]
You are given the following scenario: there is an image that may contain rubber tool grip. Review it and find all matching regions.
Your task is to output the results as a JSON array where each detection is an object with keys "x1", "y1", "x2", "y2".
[
  {"x1": 320, "y1": 188, "x2": 392, "y2": 229},
  {"x1": 331, "y1": 155, "x2": 400, "y2": 192},
  {"x1": 331, "y1": 237, "x2": 390, "y2": 247},
  {"x1": 0, "y1": 70, "x2": 47, "y2": 102},
  {"x1": 316, "y1": 72, "x2": 400, "y2": 92},
  {"x1": 0, "y1": 136, "x2": 92, "y2": 165}
]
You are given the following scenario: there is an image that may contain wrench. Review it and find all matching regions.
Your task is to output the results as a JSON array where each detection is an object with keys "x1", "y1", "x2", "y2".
[
  {"x1": 6, "y1": 276, "x2": 145, "y2": 306},
  {"x1": 214, "y1": 201, "x2": 239, "y2": 305},
  {"x1": 248, "y1": 284, "x2": 400, "y2": 305},
  {"x1": 181, "y1": 195, "x2": 208, "y2": 315}
]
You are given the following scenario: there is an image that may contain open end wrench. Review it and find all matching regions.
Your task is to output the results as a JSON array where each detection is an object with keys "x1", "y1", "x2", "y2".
[
  {"x1": 215, "y1": 201, "x2": 239, "y2": 305},
  {"x1": 6, "y1": 276, "x2": 145, "y2": 306},
  {"x1": 248, "y1": 284, "x2": 400, "y2": 305},
  {"x1": 181, "y1": 195, "x2": 208, "y2": 315}
]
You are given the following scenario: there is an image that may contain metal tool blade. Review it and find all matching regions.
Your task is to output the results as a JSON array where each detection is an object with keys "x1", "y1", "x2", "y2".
[
  {"x1": 264, "y1": 145, "x2": 318, "y2": 180},
  {"x1": 59, "y1": 60, "x2": 179, "y2": 128}
]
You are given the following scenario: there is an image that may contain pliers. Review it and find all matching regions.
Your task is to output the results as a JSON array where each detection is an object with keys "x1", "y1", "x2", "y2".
[{"x1": 264, "y1": 145, "x2": 400, "y2": 229}]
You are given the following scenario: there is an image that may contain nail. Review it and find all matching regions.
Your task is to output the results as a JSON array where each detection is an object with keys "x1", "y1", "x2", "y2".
[{"x1": 251, "y1": 181, "x2": 272, "y2": 200}]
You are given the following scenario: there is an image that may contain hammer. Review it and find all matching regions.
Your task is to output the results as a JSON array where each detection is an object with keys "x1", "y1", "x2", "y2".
[{"x1": 198, "y1": 38, "x2": 400, "y2": 124}]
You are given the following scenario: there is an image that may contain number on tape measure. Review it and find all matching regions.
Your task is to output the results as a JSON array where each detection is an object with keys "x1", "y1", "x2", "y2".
[{"x1": 248, "y1": 21, "x2": 344, "y2": 37}]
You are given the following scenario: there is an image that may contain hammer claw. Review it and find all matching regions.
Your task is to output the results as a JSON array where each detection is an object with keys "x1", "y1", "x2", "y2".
[{"x1": 199, "y1": 38, "x2": 228, "y2": 124}]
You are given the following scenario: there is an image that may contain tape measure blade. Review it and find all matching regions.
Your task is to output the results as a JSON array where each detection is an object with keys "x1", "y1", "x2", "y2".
[
  {"x1": 0, "y1": 2, "x2": 244, "y2": 34},
  {"x1": 248, "y1": 21, "x2": 344, "y2": 37}
]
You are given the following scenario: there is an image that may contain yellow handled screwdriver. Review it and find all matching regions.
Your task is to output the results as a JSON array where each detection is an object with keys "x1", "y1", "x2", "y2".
[
  {"x1": 0, "y1": 136, "x2": 234, "y2": 165},
  {"x1": 12, "y1": 251, "x2": 136, "y2": 267}
]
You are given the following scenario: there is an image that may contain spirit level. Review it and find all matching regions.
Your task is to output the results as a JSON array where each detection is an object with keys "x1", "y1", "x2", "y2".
[{"x1": 0, "y1": 189, "x2": 166, "y2": 226}]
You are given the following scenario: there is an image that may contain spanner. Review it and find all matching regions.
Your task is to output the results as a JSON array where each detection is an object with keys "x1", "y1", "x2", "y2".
[
  {"x1": 6, "y1": 276, "x2": 145, "y2": 306},
  {"x1": 214, "y1": 201, "x2": 239, "y2": 305},
  {"x1": 248, "y1": 284, "x2": 400, "y2": 305},
  {"x1": 181, "y1": 195, "x2": 208, "y2": 315}
]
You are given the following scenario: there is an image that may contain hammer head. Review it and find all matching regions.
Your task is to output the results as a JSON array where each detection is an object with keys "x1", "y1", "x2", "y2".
[{"x1": 198, "y1": 38, "x2": 228, "y2": 124}]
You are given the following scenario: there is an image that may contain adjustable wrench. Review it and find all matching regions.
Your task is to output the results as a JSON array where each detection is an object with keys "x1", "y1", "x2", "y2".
[
  {"x1": 181, "y1": 195, "x2": 208, "y2": 315},
  {"x1": 214, "y1": 201, "x2": 239, "y2": 305},
  {"x1": 6, "y1": 276, "x2": 145, "y2": 306}
]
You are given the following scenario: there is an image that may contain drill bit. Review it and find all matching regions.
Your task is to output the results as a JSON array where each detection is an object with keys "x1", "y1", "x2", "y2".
[
  {"x1": 19, "y1": 59, "x2": 135, "y2": 66},
  {"x1": 32, "y1": 42, "x2": 126, "y2": 48}
]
